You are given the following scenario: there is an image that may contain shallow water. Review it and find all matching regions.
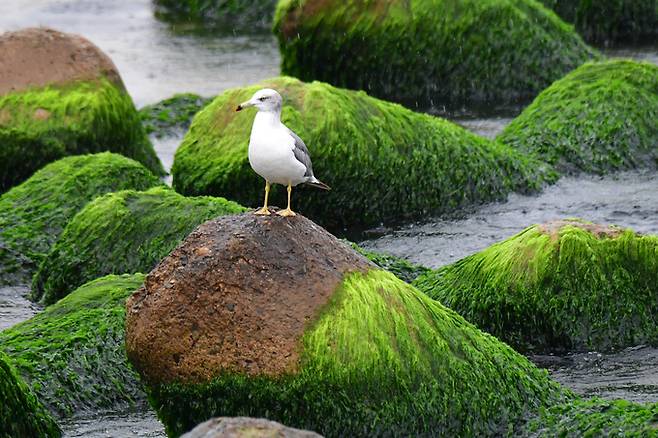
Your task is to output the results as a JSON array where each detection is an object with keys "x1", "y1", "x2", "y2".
[
  {"x1": 0, "y1": 286, "x2": 41, "y2": 330},
  {"x1": 359, "y1": 170, "x2": 658, "y2": 269},
  {"x1": 60, "y1": 410, "x2": 165, "y2": 438}
]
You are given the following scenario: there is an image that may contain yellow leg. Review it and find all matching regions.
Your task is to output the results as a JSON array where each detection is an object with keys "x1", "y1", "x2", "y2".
[
  {"x1": 277, "y1": 183, "x2": 296, "y2": 217},
  {"x1": 254, "y1": 181, "x2": 271, "y2": 215}
]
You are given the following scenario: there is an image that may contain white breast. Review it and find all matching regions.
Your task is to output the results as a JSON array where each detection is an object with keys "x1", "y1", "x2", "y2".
[{"x1": 248, "y1": 112, "x2": 307, "y2": 186}]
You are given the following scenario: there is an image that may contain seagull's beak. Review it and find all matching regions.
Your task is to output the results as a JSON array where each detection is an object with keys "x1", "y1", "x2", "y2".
[{"x1": 235, "y1": 100, "x2": 253, "y2": 112}]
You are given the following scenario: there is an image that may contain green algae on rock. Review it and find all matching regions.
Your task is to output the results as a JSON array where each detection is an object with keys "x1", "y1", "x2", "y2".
[
  {"x1": 172, "y1": 76, "x2": 555, "y2": 230},
  {"x1": 273, "y1": 0, "x2": 595, "y2": 108},
  {"x1": 523, "y1": 398, "x2": 658, "y2": 437},
  {"x1": 32, "y1": 186, "x2": 246, "y2": 304},
  {"x1": 140, "y1": 93, "x2": 211, "y2": 137},
  {"x1": 125, "y1": 213, "x2": 564, "y2": 437},
  {"x1": 350, "y1": 242, "x2": 430, "y2": 283},
  {"x1": 0, "y1": 78, "x2": 164, "y2": 190},
  {"x1": 539, "y1": 0, "x2": 658, "y2": 45},
  {"x1": 0, "y1": 153, "x2": 162, "y2": 285},
  {"x1": 498, "y1": 60, "x2": 658, "y2": 175},
  {"x1": 153, "y1": 0, "x2": 277, "y2": 31},
  {"x1": 0, "y1": 351, "x2": 61, "y2": 437},
  {"x1": 413, "y1": 219, "x2": 658, "y2": 353},
  {"x1": 0, "y1": 274, "x2": 146, "y2": 418}
]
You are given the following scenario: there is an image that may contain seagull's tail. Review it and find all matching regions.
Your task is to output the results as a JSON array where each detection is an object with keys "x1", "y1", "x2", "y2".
[{"x1": 305, "y1": 179, "x2": 331, "y2": 190}]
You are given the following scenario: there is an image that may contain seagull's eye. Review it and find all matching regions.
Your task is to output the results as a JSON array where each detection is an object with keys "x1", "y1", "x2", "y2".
[{"x1": 259, "y1": 96, "x2": 267, "y2": 101}]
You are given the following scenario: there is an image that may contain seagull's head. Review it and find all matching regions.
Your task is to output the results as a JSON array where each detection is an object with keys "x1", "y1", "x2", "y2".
[{"x1": 235, "y1": 88, "x2": 282, "y2": 113}]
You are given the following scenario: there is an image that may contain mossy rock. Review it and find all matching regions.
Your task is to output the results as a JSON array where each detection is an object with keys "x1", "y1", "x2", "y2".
[
  {"x1": 0, "y1": 153, "x2": 162, "y2": 285},
  {"x1": 0, "y1": 351, "x2": 60, "y2": 437},
  {"x1": 273, "y1": 0, "x2": 596, "y2": 108},
  {"x1": 172, "y1": 76, "x2": 555, "y2": 230},
  {"x1": 523, "y1": 397, "x2": 658, "y2": 436},
  {"x1": 498, "y1": 60, "x2": 658, "y2": 175},
  {"x1": 140, "y1": 93, "x2": 211, "y2": 137},
  {"x1": 145, "y1": 270, "x2": 565, "y2": 437},
  {"x1": 539, "y1": 0, "x2": 658, "y2": 45},
  {"x1": 32, "y1": 186, "x2": 246, "y2": 305},
  {"x1": 0, "y1": 274, "x2": 146, "y2": 418},
  {"x1": 350, "y1": 242, "x2": 430, "y2": 283},
  {"x1": 0, "y1": 78, "x2": 165, "y2": 191},
  {"x1": 125, "y1": 213, "x2": 564, "y2": 437},
  {"x1": 153, "y1": 0, "x2": 277, "y2": 31},
  {"x1": 413, "y1": 219, "x2": 658, "y2": 353}
]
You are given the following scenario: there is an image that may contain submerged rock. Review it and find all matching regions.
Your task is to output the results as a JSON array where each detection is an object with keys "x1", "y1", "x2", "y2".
[
  {"x1": 498, "y1": 60, "x2": 658, "y2": 175},
  {"x1": 539, "y1": 0, "x2": 658, "y2": 45},
  {"x1": 0, "y1": 27, "x2": 164, "y2": 191},
  {"x1": 181, "y1": 417, "x2": 322, "y2": 438},
  {"x1": 523, "y1": 397, "x2": 658, "y2": 436},
  {"x1": 350, "y1": 242, "x2": 430, "y2": 283},
  {"x1": 0, "y1": 153, "x2": 161, "y2": 285},
  {"x1": 153, "y1": 0, "x2": 277, "y2": 32},
  {"x1": 126, "y1": 213, "x2": 563, "y2": 437},
  {"x1": 414, "y1": 219, "x2": 658, "y2": 353},
  {"x1": 0, "y1": 274, "x2": 146, "y2": 418},
  {"x1": 140, "y1": 93, "x2": 211, "y2": 137},
  {"x1": 273, "y1": 0, "x2": 595, "y2": 108},
  {"x1": 32, "y1": 186, "x2": 246, "y2": 304},
  {"x1": 0, "y1": 351, "x2": 60, "y2": 437},
  {"x1": 172, "y1": 76, "x2": 554, "y2": 230}
]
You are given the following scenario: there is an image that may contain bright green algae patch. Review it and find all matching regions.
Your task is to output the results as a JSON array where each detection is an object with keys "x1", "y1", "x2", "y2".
[
  {"x1": 0, "y1": 78, "x2": 164, "y2": 191},
  {"x1": 0, "y1": 274, "x2": 146, "y2": 418},
  {"x1": 498, "y1": 60, "x2": 658, "y2": 175},
  {"x1": 539, "y1": 0, "x2": 658, "y2": 45},
  {"x1": 139, "y1": 93, "x2": 211, "y2": 137},
  {"x1": 0, "y1": 153, "x2": 162, "y2": 285},
  {"x1": 413, "y1": 220, "x2": 658, "y2": 353},
  {"x1": 172, "y1": 76, "x2": 555, "y2": 230},
  {"x1": 273, "y1": 0, "x2": 595, "y2": 108},
  {"x1": 524, "y1": 398, "x2": 658, "y2": 437},
  {"x1": 32, "y1": 186, "x2": 246, "y2": 304},
  {"x1": 0, "y1": 351, "x2": 61, "y2": 437},
  {"x1": 146, "y1": 270, "x2": 564, "y2": 437},
  {"x1": 153, "y1": 0, "x2": 277, "y2": 31},
  {"x1": 350, "y1": 242, "x2": 430, "y2": 283}
]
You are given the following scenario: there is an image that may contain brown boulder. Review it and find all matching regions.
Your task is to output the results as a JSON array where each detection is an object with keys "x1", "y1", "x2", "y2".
[
  {"x1": 181, "y1": 417, "x2": 323, "y2": 438},
  {"x1": 125, "y1": 213, "x2": 372, "y2": 384},
  {"x1": 0, "y1": 27, "x2": 123, "y2": 94}
]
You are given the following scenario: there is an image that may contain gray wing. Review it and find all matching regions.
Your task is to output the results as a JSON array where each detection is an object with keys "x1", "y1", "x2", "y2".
[{"x1": 288, "y1": 129, "x2": 314, "y2": 178}]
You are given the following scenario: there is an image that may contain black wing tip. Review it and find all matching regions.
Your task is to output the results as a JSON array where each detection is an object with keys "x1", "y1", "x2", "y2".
[{"x1": 306, "y1": 180, "x2": 331, "y2": 190}]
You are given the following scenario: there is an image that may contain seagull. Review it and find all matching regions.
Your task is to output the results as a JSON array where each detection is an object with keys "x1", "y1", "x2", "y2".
[{"x1": 235, "y1": 88, "x2": 330, "y2": 217}]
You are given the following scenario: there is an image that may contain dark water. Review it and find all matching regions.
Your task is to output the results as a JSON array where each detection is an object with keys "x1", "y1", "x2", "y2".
[{"x1": 1, "y1": 1, "x2": 658, "y2": 435}]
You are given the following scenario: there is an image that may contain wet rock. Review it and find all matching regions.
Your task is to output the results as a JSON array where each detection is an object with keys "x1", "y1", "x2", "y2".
[
  {"x1": 0, "y1": 153, "x2": 161, "y2": 285},
  {"x1": 349, "y1": 242, "x2": 430, "y2": 283},
  {"x1": 126, "y1": 213, "x2": 564, "y2": 436},
  {"x1": 172, "y1": 76, "x2": 555, "y2": 230},
  {"x1": 0, "y1": 351, "x2": 60, "y2": 437},
  {"x1": 499, "y1": 60, "x2": 658, "y2": 175},
  {"x1": 414, "y1": 219, "x2": 658, "y2": 353},
  {"x1": 140, "y1": 93, "x2": 211, "y2": 138},
  {"x1": 0, "y1": 27, "x2": 164, "y2": 191},
  {"x1": 0, "y1": 274, "x2": 147, "y2": 418},
  {"x1": 153, "y1": 0, "x2": 277, "y2": 32},
  {"x1": 32, "y1": 186, "x2": 246, "y2": 304},
  {"x1": 273, "y1": 0, "x2": 595, "y2": 108},
  {"x1": 181, "y1": 417, "x2": 322, "y2": 438},
  {"x1": 539, "y1": 0, "x2": 658, "y2": 46}
]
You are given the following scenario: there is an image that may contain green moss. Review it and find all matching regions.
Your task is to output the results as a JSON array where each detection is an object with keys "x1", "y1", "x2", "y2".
[
  {"x1": 0, "y1": 153, "x2": 162, "y2": 285},
  {"x1": 539, "y1": 0, "x2": 658, "y2": 45},
  {"x1": 273, "y1": 0, "x2": 596, "y2": 108},
  {"x1": 0, "y1": 274, "x2": 145, "y2": 418},
  {"x1": 498, "y1": 60, "x2": 658, "y2": 175},
  {"x1": 524, "y1": 398, "x2": 658, "y2": 436},
  {"x1": 0, "y1": 351, "x2": 61, "y2": 437},
  {"x1": 145, "y1": 270, "x2": 565, "y2": 437},
  {"x1": 0, "y1": 78, "x2": 164, "y2": 191},
  {"x1": 349, "y1": 242, "x2": 430, "y2": 283},
  {"x1": 413, "y1": 220, "x2": 658, "y2": 353},
  {"x1": 153, "y1": 0, "x2": 277, "y2": 31},
  {"x1": 32, "y1": 186, "x2": 246, "y2": 304},
  {"x1": 172, "y1": 76, "x2": 556, "y2": 230},
  {"x1": 139, "y1": 93, "x2": 211, "y2": 137}
]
